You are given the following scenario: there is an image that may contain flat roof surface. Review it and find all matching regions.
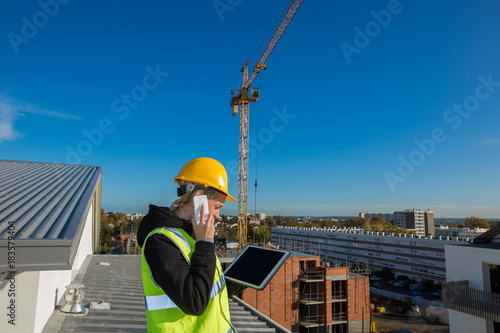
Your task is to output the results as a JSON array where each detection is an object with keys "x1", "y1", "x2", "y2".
[
  {"x1": 446, "y1": 243, "x2": 500, "y2": 250},
  {"x1": 0, "y1": 160, "x2": 101, "y2": 241},
  {"x1": 290, "y1": 252, "x2": 316, "y2": 257},
  {"x1": 43, "y1": 255, "x2": 283, "y2": 332}
]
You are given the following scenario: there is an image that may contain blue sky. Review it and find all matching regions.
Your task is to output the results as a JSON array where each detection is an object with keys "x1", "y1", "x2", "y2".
[{"x1": 1, "y1": 0, "x2": 499, "y2": 218}]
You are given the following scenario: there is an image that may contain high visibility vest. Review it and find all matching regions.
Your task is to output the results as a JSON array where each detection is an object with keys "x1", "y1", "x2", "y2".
[{"x1": 141, "y1": 227, "x2": 234, "y2": 333}]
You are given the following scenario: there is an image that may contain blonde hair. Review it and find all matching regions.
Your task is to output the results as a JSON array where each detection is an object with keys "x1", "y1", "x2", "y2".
[{"x1": 170, "y1": 182, "x2": 220, "y2": 213}]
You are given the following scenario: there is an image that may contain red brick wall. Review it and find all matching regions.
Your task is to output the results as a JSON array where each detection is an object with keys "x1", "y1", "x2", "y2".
[
  {"x1": 239, "y1": 255, "x2": 370, "y2": 329},
  {"x1": 347, "y1": 276, "x2": 370, "y2": 321},
  {"x1": 239, "y1": 255, "x2": 317, "y2": 328}
]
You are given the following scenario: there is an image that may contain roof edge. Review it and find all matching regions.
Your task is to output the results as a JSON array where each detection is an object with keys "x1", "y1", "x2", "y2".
[
  {"x1": 0, "y1": 159, "x2": 102, "y2": 170},
  {"x1": 231, "y1": 296, "x2": 292, "y2": 333},
  {"x1": 67, "y1": 170, "x2": 102, "y2": 267},
  {"x1": 0, "y1": 241, "x2": 72, "y2": 272}
]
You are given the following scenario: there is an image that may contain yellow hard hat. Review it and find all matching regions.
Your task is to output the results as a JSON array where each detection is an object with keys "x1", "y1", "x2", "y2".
[{"x1": 173, "y1": 157, "x2": 236, "y2": 202}]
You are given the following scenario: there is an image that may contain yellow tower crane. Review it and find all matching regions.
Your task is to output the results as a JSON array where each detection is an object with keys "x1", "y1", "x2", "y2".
[{"x1": 230, "y1": 0, "x2": 304, "y2": 248}]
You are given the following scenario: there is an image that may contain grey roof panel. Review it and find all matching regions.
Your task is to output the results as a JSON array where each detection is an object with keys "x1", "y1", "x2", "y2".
[
  {"x1": 43, "y1": 255, "x2": 286, "y2": 333},
  {"x1": 0, "y1": 160, "x2": 102, "y2": 272},
  {"x1": 0, "y1": 160, "x2": 101, "y2": 240}
]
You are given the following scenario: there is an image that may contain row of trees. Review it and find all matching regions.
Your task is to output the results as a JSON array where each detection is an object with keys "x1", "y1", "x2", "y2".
[
  {"x1": 100, "y1": 211, "x2": 494, "y2": 248},
  {"x1": 100, "y1": 209, "x2": 143, "y2": 246},
  {"x1": 261, "y1": 215, "x2": 495, "y2": 231},
  {"x1": 216, "y1": 214, "x2": 496, "y2": 244},
  {"x1": 464, "y1": 216, "x2": 491, "y2": 229},
  {"x1": 361, "y1": 216, "x2": 417, "y2": 235},
  {"x1": 216, "y1": 214, "x2": 410, "y2": 244}
]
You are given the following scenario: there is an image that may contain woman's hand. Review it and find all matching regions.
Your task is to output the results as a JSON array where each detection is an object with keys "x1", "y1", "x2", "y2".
[{"x1": 192, "y1": 203, "x2": 215, "y2": 240}]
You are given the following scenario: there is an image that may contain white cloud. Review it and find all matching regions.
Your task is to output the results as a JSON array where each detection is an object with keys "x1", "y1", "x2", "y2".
[
  {"x1": 22, "y1": 103, "x2": 82, "y2": 121},
  {"x1": 0, "y1": 94, "x2": 81, "y2": 143},
  {"x1": 0, "y1": 100, "x2": 23, "y2": 142}
]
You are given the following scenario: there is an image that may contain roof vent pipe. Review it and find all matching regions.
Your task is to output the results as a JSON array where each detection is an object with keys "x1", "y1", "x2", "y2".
[{"x1": 60, "y1": 284, "x2": 86, "y2": 314}]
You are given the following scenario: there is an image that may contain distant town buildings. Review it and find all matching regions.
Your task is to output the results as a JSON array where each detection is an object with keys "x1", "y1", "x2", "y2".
[
  {"x1": 239, "y1": 252, "x2": 370, "y2": 332},
  {"x1": 272, "y1": 226, "x2": 470, "y2": 283},
  {"x1": 435, "y1": 225, "x2": 489, "y2": 241},
  {"x1": 248, "y1": 217, "x2": 261, "y2": 226},
  {"x1": 120, "y1": 234, "x2": 140, "y2": 254},
  {"x1": 127, "y1": 212, "x2": 144, "y2": 221},
  {"x1": 257, "y1": 212, "x2": 266, "y2": 220}
]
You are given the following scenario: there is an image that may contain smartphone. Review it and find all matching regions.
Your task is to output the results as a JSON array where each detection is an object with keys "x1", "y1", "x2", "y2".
[{"x1": 193, "y1": 195, "x2": 209, "y2": 225}]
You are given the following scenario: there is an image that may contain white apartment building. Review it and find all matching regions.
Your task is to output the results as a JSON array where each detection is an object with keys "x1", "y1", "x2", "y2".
[
  {"x1": 444, "y1": 226, "x2": 500, "y2": 333},
  {"x1": 257, "y1": 212, "x2": 266, "y2": 220},
  {"x1": 394, "y1": 208, "x2": 434, "y2": 237},
  {"x1": 272, "y1": 226, "x2": 468, "y2": 283}
]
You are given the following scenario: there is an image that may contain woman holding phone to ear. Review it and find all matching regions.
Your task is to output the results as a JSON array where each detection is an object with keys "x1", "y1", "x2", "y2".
[{"x1": 137, "y1": 157, "x2": 245, "y2": 333}]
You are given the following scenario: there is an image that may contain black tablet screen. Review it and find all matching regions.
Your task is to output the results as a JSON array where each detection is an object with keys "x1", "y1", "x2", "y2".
[{"x1": 224, "y1": 246, "x2": 289, "y2": 288}]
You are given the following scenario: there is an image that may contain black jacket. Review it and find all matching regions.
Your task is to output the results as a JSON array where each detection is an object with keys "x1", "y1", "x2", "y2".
[{"x1": 137, "y1": 205, "x2": 244, "y2": 315}]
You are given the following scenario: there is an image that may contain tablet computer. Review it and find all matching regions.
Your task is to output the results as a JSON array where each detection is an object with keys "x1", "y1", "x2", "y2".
[{"x1": 223, "y1": 245, "x2": 291, "y2": 290}]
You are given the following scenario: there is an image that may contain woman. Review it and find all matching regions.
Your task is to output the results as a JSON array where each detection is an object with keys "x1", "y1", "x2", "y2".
[{"x1": 138, "y1": 157, "x2": 244, "y2": 332}]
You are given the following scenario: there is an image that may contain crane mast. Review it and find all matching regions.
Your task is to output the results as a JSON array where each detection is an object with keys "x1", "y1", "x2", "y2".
[{"x1": 231, "y1": 0, "x2": 304, "y2": 248}]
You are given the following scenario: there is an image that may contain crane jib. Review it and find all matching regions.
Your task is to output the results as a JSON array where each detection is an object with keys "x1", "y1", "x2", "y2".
[
  {"x1": 244, "y1": 0, "x2": 304, "y2": 91},
  {"x1": 230, "y1": 0, "x2": 304, "y2": 248}
]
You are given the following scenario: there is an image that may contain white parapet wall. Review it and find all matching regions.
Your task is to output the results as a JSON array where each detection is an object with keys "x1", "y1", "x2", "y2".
[
  {"x1": 0, "y1": 203, "x2": 95, "y2": 333},
  {"x1": 445, "y1": 244, "x2": 500, "y2": 333},
  {"x1": 1, "y1": 270, "x2": 72, "y2": 333}
]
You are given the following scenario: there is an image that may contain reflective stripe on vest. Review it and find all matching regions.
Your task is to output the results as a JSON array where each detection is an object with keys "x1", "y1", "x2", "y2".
[
  {"x1": 165, "y1": 227, "x2": 191, "y2": 250},
  {"x1": 145, "y1": 274, "x2": 226, "y2": 311}
]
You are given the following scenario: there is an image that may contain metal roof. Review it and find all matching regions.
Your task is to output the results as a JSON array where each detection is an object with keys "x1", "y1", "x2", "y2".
[
  {"x1": 0, "y1": 160, "x2": 101, "y2": 240},
  {"x1": 43, "y1": 255, "x2": 287, "y2": 333},
  {"x1": 0, "y1": 160, "x2": 102, "y2": 271},
  {"x1": 474, "y1": 224, "x2": 500, "y2": 244}
]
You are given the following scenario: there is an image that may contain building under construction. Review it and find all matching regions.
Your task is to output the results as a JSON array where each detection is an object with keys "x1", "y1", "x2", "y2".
[{"x1": 238, "y1": 253, "x2": 370, "y2": 333}]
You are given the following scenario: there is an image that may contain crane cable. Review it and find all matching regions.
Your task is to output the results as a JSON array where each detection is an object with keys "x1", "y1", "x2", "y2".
[
  {"x1": 250, "y1": 0, "x2": 294, "y2": 217},
  {"x1": 248, "y1": 0, "x2": 294, "y2": 64},
  {"x1": 254, "y1": 75, "x2": 261, "y2": 216}
]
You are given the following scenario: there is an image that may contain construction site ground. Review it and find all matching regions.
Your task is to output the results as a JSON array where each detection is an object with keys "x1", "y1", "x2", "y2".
[
  {"x1": 372, "y1": 311, "x2": 449, "y2": 333},
  {"x1": 370, "y1": 296, "x2": 449, "y2": 333}
]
